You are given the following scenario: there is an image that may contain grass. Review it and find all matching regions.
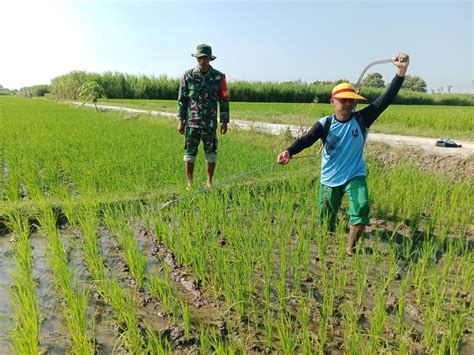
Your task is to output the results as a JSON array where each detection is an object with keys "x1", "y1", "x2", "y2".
[
  {"x1": 5, "y1": 211, "x2": 39, "y2": 354},
  {"x1": 98, "y1": 98, "x2": 474, "y2": 140},
  {"x1": 0, "y1": 96, "x2": 472, "y2": 353},
  {"x1": 36, "y1": 202, "x2": 95, "y2": 353}
]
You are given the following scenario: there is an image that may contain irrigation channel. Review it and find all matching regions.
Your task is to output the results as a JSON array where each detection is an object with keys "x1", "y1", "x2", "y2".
[{"x1": 75, "y1": 102, "x2": 474, "y2": 158}]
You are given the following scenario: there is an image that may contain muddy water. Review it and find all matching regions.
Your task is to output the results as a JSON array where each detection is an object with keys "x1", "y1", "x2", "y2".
[
  {"x1": 0, "y1": 234, "x2": 13, "y2": 353},
  {"x1": 99, "y1": 223, "x2": 225, "y2": 340},
  {"x1": 31, "y1": 233, "x2": 69, "y2": 354},
  {"x1": 67, "y1": 228, "x2": 123, "y2": 354},
  {"x1": 3, "y1": 228, "x2": 124, "y2": 354},
  {"x1": 134, "y1": 225, "x2": 225, "y2": 328},
  {"x1": 98, "y1": 228, "x2": 126, "y2": 276},
  {"x1": 99, "y1": 227, "x2": 174, "y2": 333}
]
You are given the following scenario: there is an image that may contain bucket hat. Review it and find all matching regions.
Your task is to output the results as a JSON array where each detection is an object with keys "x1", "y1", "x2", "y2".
[
  {"x1": 191, "y1": 44, "x2": 216, "y2": 61},
  {"x1": 331, "y1": 83, "x2": 366, "y2": 100}
]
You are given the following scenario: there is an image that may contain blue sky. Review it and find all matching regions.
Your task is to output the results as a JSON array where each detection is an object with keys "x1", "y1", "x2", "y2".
[{"x1": 1, "y1": 0, "x2": 472, "y2": 93}]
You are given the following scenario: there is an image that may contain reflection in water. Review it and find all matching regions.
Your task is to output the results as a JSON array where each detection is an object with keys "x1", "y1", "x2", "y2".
[{"x1": 0, "y1": 235, "x2": 13, "y2": 353}]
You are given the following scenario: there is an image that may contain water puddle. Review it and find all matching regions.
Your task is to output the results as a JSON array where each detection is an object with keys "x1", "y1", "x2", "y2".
[
  {"x1": 0, "y1": 234, "x2": 13, "y2": 353},
  {"x1": 31, "y1": 233, "x2": 69, "y2": 354},
  {"x1": 66, "y1": 228, "x2": 120, "y2": 353}
]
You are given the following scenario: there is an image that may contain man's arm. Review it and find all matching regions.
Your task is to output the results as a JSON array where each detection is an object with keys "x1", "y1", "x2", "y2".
[
  {"x1": 277, "y1": 121, "x2": 324, "y2": 164},
  {"x1": 177, "y1": 74, "x2": 188, "y2": 134},
  {"x1": 359, "y1": 53, "x2": 409, "y2": 128},
  {"x1": 218, "y1": 74, "x2": 230, "y2": 134}
]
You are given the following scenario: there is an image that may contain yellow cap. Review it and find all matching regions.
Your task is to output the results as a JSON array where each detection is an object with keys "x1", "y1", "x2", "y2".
[{"x1": 331, "y1": 83, "x2": 367, "y2": 100}]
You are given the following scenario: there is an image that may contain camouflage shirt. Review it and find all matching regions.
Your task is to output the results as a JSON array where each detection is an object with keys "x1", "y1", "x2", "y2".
[{"x1": 177, "y1": 66, "x2": 230, "y2": 129}]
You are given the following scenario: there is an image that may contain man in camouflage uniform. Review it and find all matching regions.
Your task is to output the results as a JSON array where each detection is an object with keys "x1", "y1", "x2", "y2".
[{"x1": 177, "y1": 44, "x2": 230, "y2": 191}]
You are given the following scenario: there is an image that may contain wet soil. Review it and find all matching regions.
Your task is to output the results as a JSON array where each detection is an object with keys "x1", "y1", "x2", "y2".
[
  {"x1": 31, "y1": 233, "x2": 69, "y2": 354},
  {"x1": 0, "y1": 140, "x2": 472, "y2": 352},
  {"x1": 366, "y1": 141, "x2": 474, "y2": 181},
  {"x1": 0, "y1": 215, "x2": 471, "y2": 353},
  {"x1": 67, "y1": 228, "x2": 119, "y2": 354},
  {"x1": 0, "y1": 235, "x2": 13, "y2": 353}
]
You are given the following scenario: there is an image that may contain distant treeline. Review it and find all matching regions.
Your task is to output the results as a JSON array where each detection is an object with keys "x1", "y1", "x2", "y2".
[
  {"x1": 49, "y1": 71, "x2": 473, "y2": 106},
  {"x1": 0, "y1": 85, "x2": 50, "y2": 97}
]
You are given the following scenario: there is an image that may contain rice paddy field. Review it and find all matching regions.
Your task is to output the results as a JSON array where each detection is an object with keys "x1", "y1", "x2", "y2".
[
  {"x1": 99, "y1": 98, "x2": 474, "y2": 140},
  {"x1": 0, "y1": 96, "x2": 472, "y2": 354}
]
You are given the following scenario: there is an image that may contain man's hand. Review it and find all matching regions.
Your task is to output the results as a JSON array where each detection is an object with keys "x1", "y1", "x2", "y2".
[
  {"x1": 220, "y1": 122, "x2": 228, "y2": 134},
  {"x1": 277, "y1": 150, "x2": 292, "y2": 165},
  {"x1": 178, "y1": 120, "x2": 185, "y2": 135},
  {"x1": 393, "y1": 53, "x2": 409, "y2": 77}
]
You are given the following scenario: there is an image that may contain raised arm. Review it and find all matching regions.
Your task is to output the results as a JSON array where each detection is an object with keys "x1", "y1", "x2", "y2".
[{"x1": 359, "y1": 53, "x2": 410, "y2": 128}]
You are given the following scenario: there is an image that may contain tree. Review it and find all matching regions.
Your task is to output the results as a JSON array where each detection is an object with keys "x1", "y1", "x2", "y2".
[
  {"x1": 28, "y1": 85, "x2": 50, "y2": 97},
  {"x1": 311, "y1": 79, "x2": 350, "y2": 86},
  {"x1": 401, "y1": 75, "x2": 427, "y2": 92},
  {"x1": 79, "y1": 80, "x2": 103, "y2": 111},
  {"x1": 361, "y1": 73, "x2": 385, "y2": 88}
]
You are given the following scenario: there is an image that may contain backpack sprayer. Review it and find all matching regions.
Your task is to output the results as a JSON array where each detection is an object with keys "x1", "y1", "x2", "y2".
[{"x1": 161, "y1": 56, "x2": 406, "y2": 209}]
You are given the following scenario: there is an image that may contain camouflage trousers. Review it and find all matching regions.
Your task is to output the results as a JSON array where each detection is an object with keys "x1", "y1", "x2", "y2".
[{"x1": 183, "y1": 126, "x2": 218, "y2": 163}]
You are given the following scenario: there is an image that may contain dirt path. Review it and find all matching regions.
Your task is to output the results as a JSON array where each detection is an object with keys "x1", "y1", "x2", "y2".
[
  {"x1": 230, "y1": 119, "x2": 474, "y2": 158},
  {"x1": 74, "y1": 102, "x2": 474, "y2": 158}
]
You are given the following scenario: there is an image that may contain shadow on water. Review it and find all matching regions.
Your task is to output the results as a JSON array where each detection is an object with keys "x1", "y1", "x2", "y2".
[{"x1": 0, "y1": 206, "x2": 69, "y2": 237}]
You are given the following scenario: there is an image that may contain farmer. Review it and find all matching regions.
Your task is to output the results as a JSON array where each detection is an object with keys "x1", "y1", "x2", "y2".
[
  {"x1": 277, "y1": 53, "x2": 410, "y2": 255},
  {"x1": 177, "y1": 43, "x2": 230, "y2": 191}
]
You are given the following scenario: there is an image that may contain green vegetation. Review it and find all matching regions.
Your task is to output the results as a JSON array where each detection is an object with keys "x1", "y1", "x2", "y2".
[
  {"x1": 26, "y1": 85, "x2": 50, "y2": 97},
  {"x1": 0, "y1": 96, "x2": 471, "y2": 353},
  {"x1": 99, "y1": 98, "x2": 474, "y2": 140},
  {"x1": 36, "y1": 202, "x2": 95, "y2": 353},
  {"x1": 5, "y1": 211, "x2": 39, "y2": 354},
  {"x1": 79, "y1": 81, "x2": 103, "y2": 103},
  {"x1": 50, "y1": 70, "x2": 473, "y2": 105}
]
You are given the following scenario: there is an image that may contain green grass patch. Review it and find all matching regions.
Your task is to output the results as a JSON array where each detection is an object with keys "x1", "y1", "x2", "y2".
[
  {"x1": 0, "y1": 96, "x2": 472, "y2": 353},
  {"x1": 98, "y1": 98, "x2": 474, "y2": 140}
]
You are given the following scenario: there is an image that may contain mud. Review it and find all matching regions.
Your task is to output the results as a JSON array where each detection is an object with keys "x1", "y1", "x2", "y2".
[
  {"x1": 98, "y1": 226, "x2": 172, "y2": 339},
  {"x1": 0, "y1": 235, "x2": 13, "y2": 353},
  {"x1": 1, "y1": 168, "x2": 472, "y2": 353},
  {"x1": 0, "y1": 214, "x2": 470, "y2": 353},
  {"x1": 135, "y1": 224, "x2": 227, "y2": 329},
  {"x1": 31, "y1": 233, "x2": 69, "y2": 354},
  {"x1": 367, "y1": 141, "x2": 474, "y2": 181},
  {"x1": 67, "y1": 228, "x2": 119, "y2": 354},
  {"x1": 135, "y1": 222, "x2": 274, "y2": 351}
]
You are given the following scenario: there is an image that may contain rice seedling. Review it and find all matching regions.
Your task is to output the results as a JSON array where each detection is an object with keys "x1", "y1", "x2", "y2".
[
  {"x1": 340, "y1": 301, "x2": 363, "y2": 355},
  {"x1": 74, "y1": 204, "x2": 145, "y2": 352},
  {"x1": 180, "y1": 300, "x2": 191, "y2": 339},
  {"x1": 263, "y1": 308, "x2": 274, "y2": 348},
  {"x1": 102, "y1": 206, "x2": 147, "y2": 289},
  {"x1": 5, "y1": 211, "x2": 39, "y2": 354},
  {"x1": 369, "y1": 284, "x2": 388, "y2": 352},
  {"x1": 0, "y1": 96, "x2": 471, "y2": 353},
  {"x1": 36, "y1": 202, "x2": 95, "y2": 353},
  {"x1": 276, "y1": 312, "x2": 296, "y2": 354}
]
